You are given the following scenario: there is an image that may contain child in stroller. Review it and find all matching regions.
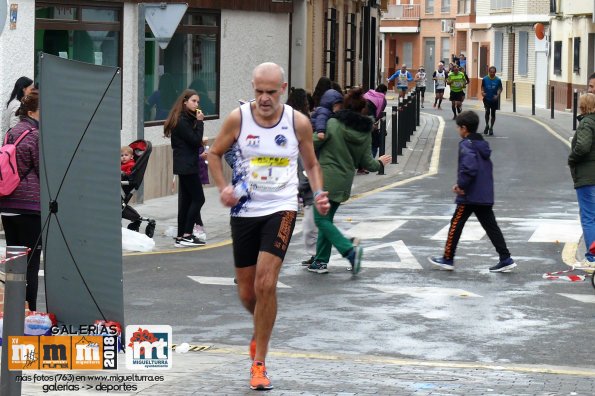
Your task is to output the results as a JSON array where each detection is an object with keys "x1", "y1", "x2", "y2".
[{"x1": 122, "y1": 139, "x2": 156, "y2": 238}]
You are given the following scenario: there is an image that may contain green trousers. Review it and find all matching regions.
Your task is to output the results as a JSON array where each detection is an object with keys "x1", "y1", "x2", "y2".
[{"x1": 314, "y1": 201, "x2": 353, "y2": 263}]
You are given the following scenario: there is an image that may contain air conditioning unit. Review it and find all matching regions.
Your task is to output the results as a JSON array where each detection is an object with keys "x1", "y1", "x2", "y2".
[{"x1": 441, "y1": 19, "x2": 453, "y2": 33}]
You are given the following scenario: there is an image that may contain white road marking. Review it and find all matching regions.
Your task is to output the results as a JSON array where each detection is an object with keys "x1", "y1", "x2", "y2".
[
  {"x1": 528, "y1": 222, "x2": 583, "y2": 243},
  {"x1": 431, "y1": 221, "x2": 486, "y2": 241},
  {"x1": 368, "y1": 285, "x2": 483, "y2": 298},
  {"x1": 328, "y1": 240, "x2": 422, "y2": 269},
  {"x1": 335, "y1": 215, "x2": 579, "y2": 223},
  {"x1": 347, "y1": 220, "x2": 407, "y2": 239},
  {"x1": 557, "y1": 293, "x2": 595, "y2": 304},
  {"x1": 188, "y1": 276, "x2": 291, "y2": 288}
]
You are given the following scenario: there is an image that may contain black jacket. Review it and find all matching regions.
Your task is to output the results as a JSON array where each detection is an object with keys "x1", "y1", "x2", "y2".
[{"x1": 171, "y1": 111, "x2": 204, "y2": 175}]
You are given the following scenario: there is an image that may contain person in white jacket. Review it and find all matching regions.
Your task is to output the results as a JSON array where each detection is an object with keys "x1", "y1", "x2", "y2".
[{"x1": 3, "y1": 77, "x2": 34, "y2": 139}]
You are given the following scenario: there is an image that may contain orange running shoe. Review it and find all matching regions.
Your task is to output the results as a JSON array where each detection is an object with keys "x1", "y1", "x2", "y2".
[
  {"x1": 250, "y1": 361, "x2": 273, "y2": 390},
  {"x1": 249, "y1": 336, "x2": 256, "y2": 361}
]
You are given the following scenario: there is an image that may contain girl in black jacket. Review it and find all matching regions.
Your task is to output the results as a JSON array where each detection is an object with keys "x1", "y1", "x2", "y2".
[{"x1": 164, "y1": 89, "x2": 206, "y2": 247}]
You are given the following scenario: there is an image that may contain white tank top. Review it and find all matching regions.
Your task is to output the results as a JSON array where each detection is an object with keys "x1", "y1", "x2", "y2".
[
  {"x1": 397, "y1": 71, "x2": 409, "y2": 87},
  {"x1": 434, "y1": 70, "x2": 447, "y2": 89},
  {"x1": 416, "y1": 72, "x2": 427, "y2": 88},
  {"x1": 231, "y1": 103, "x2": 299, "y2": 217}
]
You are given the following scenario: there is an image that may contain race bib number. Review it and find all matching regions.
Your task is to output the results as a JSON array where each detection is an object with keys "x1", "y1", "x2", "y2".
[
  {"x1": 249, "y1": 157, "x2": 291, "y2": 192},
  {"x1": 452, "y1": 79, "x2": 465, "y2": 89}
]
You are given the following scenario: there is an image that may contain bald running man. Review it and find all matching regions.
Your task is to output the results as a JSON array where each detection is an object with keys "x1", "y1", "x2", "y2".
[{"x1": 208, "y1": 62, "x2": 330, "y2": 390}]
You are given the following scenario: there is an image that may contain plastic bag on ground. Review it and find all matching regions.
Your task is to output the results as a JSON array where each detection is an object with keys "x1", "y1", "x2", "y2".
[
  {"x1": 0, "y1": 311, "x2": 57, "y2": 345},
  {"x1": 122, "y1": 227, "x2": 155, "y2": 252}
]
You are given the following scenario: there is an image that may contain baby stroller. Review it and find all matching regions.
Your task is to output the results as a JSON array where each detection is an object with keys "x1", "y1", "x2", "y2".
[{"x1": 122, "y1": 139, "x2": 156, "y2": 238}]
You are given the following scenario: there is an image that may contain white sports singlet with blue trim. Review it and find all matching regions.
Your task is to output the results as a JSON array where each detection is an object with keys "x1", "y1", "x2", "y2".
[{"x1": 231, "y1": 103, "x2": 299, "y2": 217}]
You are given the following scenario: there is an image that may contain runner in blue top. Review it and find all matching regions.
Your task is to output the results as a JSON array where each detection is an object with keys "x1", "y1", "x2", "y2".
[
  {"x1": 481, "y1": 66, "x2": 503, "y2": 135},
  {"x1": 388, "y1": 64, "x2": 413, "y2": 98}
]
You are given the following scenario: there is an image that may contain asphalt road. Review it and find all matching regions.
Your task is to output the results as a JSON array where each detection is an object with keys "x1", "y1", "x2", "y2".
[{"x1": 123, "y1": 109, "x2": 594, "y2": 370}]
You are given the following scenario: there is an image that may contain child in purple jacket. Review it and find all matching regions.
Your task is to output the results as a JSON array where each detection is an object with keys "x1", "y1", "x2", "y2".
[
  {"x1": 429, "y1": 111, "x2": 516, "y2": 273},
  {"x1": 194, "y1": 137, "x2": 209, "y2": 241}
]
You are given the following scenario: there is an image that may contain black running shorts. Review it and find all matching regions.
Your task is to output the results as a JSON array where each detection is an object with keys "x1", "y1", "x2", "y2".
[
  {"x1": 483, "y1": 99, "x2": 498, "y2": 110},
  {"x1": 230, "y1": 211, "x2": 297, "y2": 268},
  {"x1": 416, "y1": 87, "x2": 426, "y2": 93},
  {"x1": 449, "y1": 91, "x2": 465, "y2": 102},
  {"x1": 435, "y1": 88, "x2": 445, "y2": 94}
]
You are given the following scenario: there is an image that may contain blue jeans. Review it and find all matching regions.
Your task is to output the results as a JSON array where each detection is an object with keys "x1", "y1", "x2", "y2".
[{"x1": 576, "y1": 185, "x2": 595, "y2": 262}]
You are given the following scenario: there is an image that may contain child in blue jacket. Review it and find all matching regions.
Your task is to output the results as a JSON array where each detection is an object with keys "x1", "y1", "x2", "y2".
[
  {"x1": 310, "y1": 89, "x2": 343, "y2": 140},
  {"x1": 429, "y1": 111, "x2": 516, "y2": 272}
]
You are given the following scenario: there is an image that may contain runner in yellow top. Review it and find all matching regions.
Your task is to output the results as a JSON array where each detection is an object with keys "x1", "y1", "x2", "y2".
[{"x1": 447, "y1": 63, "x2": 467, "y2": 120}]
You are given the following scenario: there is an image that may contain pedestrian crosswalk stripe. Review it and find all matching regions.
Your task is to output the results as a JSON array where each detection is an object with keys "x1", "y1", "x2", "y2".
[
  {"x1": 368, "y1": 285, "x2": 483, "y2": 298},
  {"x1": 328, "y1": 241, "x2": 423, "y2": 269},
  {"x1": 557, "y1": 293, "x2": 595, "y2": 304},
  {"x1": 346, "y1": 220, "x2": 407, "y2": 239},
  {"x1": 187, "y1": 276, "x2": 291, "y2": 288},
  {"x1": 431, "y1": 221, "x2": 486, "y2": 241},
  {"x1": 528, "y1": 222, "x2": 583, "y2": 243}
]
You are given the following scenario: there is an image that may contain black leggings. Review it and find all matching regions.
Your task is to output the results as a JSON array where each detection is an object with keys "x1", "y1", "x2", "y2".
[
  {"x1": 2, "y1": 214, "x2": 42, "y2": 311},
  {"x1": 485, "y1": 107, "x2": 497, "y2": 126},
  {"x1": 177, "y1": 173, "x2": 205, "y2": 237},
  {"x1": 443, "y1": 204, "x2": 510, "y2": 261}
]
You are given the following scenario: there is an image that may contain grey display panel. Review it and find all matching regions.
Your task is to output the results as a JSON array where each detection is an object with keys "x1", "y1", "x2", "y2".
[{"x1": 40, "y1": 53, "x2": 124, "y2": 326}]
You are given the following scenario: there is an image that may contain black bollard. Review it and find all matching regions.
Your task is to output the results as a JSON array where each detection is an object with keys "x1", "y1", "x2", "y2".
[
  {"x1": 572, "y1": 89, "x2": 578, "y2": 131},
  {"x1": 397, "y1": 100, "x2": 405, "y2": 156},
  {"x1": 379, "y1": 111, "x2": 386, "y2": 157},
  {"x1": 410, "y1": 92, "x2": 416, "y2": 136},
  {"x1": 512, "y1": 82, "x2": 516, "y2": 113},
  {"x1": 403, "y1": 95, "x2": 411, "y2": 145},
  {"x1": 531, "y1": 84, "x2": 535, "y2": 116},
  {"x1": 378, "y1": 112, "x2": 386, "y2": 175},
  {"x1": 415, "y1": 89, "x2": 420, "y2": 127},
  {"x1": 550, "y1": 85, "x2": 555, "y2": 119},
  {"x1": 391, "y1": 105, "x2": 399, "y2": 163}
]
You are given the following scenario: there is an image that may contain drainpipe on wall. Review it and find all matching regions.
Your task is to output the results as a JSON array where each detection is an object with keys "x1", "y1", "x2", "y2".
[{"x1": 136, "y1": 3, "x2": 146, "y2": 203}]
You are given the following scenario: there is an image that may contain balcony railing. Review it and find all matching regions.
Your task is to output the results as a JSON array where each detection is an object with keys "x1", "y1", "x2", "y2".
[{"x1": 382, "y1": 4, "x2": 421, "y2": 20}]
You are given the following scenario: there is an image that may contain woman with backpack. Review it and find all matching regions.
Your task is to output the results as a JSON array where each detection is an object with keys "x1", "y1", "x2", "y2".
[{"x1": 0, "y1": 90, "x2": 41, "y2": 311}]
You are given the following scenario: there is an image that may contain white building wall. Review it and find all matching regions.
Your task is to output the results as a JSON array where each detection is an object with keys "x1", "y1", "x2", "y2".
[
  {"x1": 291, "y1": 0, "x2": 308, "y2": 89},
  {"x1": 474, "y1": 0, "x2": 490, "y2": 17},
  {"x1": 501, "y1": 31, "x2": 511, "y2": 82},
  {"x1": 0, "y1": 0, "x2": 35, "y2": 131},
  {"x1": 572, "y1": 17, "x2": 595, "y2": 86},
  {"x1": 549, "y1": 15, "x2": 595, "y2": 86},
  {"x1": 208, "y1": 9, "x2": 289, "y2": 139},
  {"x1": 121, "y1": 3, "x2": 140, "y2": 146}
]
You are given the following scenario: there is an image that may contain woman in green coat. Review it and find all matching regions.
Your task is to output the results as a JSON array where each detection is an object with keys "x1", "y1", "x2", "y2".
[
  {"x1": 307, "y1": 88, "x2": 391, "y2": 275},
  {"x1": 568, "y1": 93, "x2": 595, "y2": 265}
]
